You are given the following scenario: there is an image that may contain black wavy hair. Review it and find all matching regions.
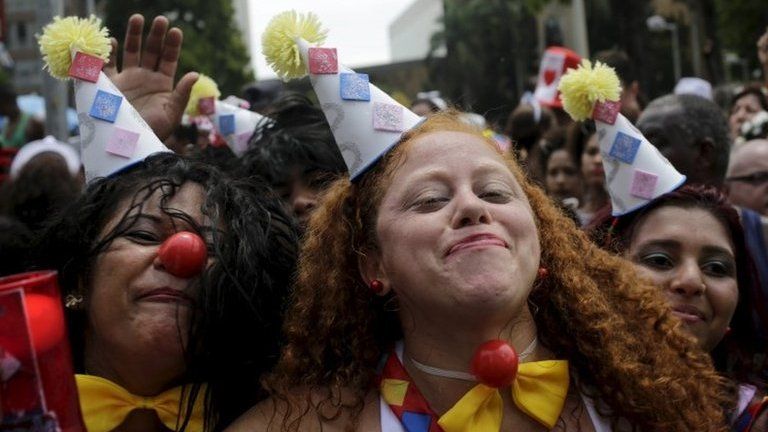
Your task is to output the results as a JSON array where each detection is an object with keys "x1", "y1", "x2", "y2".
[
  {"x1": 239, "y1": 92, "x2": 346, "y2": 189},
  {"x1": 33, "y1": 153, "x2": 298, "y2": 430},
  {"x1": 0, "y1": 215, "x2": 32, "y2": 276}
]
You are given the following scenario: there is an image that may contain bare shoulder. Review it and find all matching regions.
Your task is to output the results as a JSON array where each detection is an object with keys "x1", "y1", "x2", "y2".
[
  {"x1": 225, "y1": 387, "x2": 381, "y2": 432},
  {"x1": 224, "y1": 397, "x2": 288, "y2": 432}
]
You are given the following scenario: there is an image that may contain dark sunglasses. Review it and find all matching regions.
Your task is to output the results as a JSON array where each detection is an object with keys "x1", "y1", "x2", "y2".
[{"x1": 726, "y1": 171, "x2": 768, "y2": 185}]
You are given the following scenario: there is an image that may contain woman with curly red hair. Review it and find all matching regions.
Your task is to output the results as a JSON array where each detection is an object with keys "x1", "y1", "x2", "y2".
[
  {"x1": 228, "y1": 112, "x2": 732, "y2": 431},
  {"x1": 231, "y1": 14, "x2": 734, "y2": 430}
]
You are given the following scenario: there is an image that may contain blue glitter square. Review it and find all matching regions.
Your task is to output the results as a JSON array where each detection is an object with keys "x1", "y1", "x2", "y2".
[
  {"x1": 608, "y1": 131, "x2": 641, "y2": 164},
  {"x1": 401, "y1": 412, "x2": 431, "y2": 432},
  {"x1": 219, "y1": 114, "x2": 235, "y2": 135},
  {"x1": 339, "y1": 73, "x2": 371, "y2": 101},
  {"x1": 89, "y1": 90, "x2": 123, "y2": 123}
]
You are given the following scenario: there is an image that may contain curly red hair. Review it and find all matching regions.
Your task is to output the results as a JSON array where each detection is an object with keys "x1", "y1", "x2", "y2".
[{"x1": 266, "y1": 112, "x2": 732, "y2": 430}]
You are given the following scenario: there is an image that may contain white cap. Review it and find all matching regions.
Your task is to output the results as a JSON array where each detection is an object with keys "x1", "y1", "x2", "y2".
[
  {"x1": 10, "y1": 135, "x2": 80, "y2": 179},
  {"x1": 298, "y1": 39, "x2": 423, "y2": 179},
  {"x1": 674, "y1": 77, "x2": 713, "y2": 100},
  {"x1": 209, "y1": 100, "x2": 269, "y2": 156},
  {"x1": 73, "y1": 70, "x2": 171, "y2": 182},
  {"x1": 557, "y1": 60, "x2": 686, "y2": 216},
  {"x1": 592, "y1": 101, "x2": 686, "y2": 215}
]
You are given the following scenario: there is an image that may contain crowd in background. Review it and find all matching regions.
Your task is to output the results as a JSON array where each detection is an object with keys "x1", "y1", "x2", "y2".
[{"x1": 1, "y1": 10, "x2": 768, "y2": 432}]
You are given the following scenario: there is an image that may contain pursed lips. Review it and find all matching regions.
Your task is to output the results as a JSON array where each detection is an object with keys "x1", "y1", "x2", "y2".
[
  {"x1": 135, "y1": 287, "x2": 194, "y2": 305},
  {"x1": 446, "y1": 233, "x2": 508, "y2": 257}
]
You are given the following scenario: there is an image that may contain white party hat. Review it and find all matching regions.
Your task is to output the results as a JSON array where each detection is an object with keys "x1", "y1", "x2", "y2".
[
  {"x1": 262, "y1": 11, "x2": 422, "y2": 179},
  {"x1": 210, "y1": 100, "x2": 267, "y2": 156},
  {"x1": 186, "y1": 75, "x2": 268, "y2": 156},
  {"x1": 558, "y1": 61, "x2": 686, "y2": 216},
  {"x1": 39, "y1": 16, "x2": 171, "y2": 182}
]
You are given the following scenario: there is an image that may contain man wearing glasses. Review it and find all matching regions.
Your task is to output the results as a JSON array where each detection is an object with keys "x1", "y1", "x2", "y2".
[{"x1": 727, "y1": 139, "x2": 768, "y2": 216}]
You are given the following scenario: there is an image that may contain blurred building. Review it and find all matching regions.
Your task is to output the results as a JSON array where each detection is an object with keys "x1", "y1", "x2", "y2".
[
  {"x1": 3, "y1": 0, "x2": 92, "y2": 94},
  {"x1": 231, "y1": 0, "x2": 250, "y2": 54},
  {"x1": 389, "y1": 0, "x2": 445, "y2": 62},
  {"x1": 2, "y1": 0, "x2": 250, "y2": 94},
  {"x1": 5, "y1": 0, "x2": 43, "y2": 93},
  {"x1": 535, "y1": 0, "x2": 589, "y2": 57}
]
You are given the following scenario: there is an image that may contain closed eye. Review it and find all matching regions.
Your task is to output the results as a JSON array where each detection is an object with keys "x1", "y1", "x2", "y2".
[
  {"x1": 124, "y1": 230, "x2": 160, "y2": 244},
  {"x1": 479, "y1": 190, "x2": 512, "y2": 204},
  {"x1": 413, "y1": 196, "x2": 449, "y2": 212}
]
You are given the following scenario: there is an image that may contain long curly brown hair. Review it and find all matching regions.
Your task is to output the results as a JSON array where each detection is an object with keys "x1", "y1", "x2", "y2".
[{"x1": 266, "y1": 112, "x2": 732, "y2": 431}]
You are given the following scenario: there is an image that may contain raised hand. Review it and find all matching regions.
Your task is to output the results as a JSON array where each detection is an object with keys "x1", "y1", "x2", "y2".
[{"x1": 104, "y1": 14, "x2": 198, "y2": 141}]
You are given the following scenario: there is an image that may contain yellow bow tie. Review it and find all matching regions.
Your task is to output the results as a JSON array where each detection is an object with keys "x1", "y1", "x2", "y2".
[
  {"x1": 438, "y1": 360, "x2": 569, "y2": 431},
  {"x1": 75, "y1": 374, "x2": 205, "y2": 432}
]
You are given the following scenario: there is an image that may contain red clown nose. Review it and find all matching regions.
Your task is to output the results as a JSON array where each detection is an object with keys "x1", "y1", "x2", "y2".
[
  {"x1": 157, "y1": 231, "x2": 208, "y2": 279},
  {"x1": 470, "y1": 340, "x2": 519, "y2": 388}
]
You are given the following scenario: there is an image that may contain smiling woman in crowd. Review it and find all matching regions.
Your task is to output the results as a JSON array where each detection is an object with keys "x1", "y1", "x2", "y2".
[
  {"x1": 590, "y1": 185, "x2": 768, "y2": 431},
  {"x1": 229, "y1": 112, "x2": 731, "y2": 432}
]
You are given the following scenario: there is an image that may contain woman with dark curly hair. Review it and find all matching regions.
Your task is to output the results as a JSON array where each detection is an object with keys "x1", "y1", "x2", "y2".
[
  {"x1": 229, "y1": 112, "x2": 732, "y2": 431},
  {"x1": 35, "y1": 152, "x2": 297, "y2": 431},
  {"x1": 239, "y1": 92, "x2": 346, "y2": 228},
  {"x1": 31, "y1": 13, "x2": 299, "y2": 431},
  {"x1": 589, "y1": 185, "x2": 768, "y2": 430}
]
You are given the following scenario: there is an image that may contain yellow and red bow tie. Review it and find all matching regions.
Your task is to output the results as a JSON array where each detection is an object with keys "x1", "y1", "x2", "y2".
[
  {"x1": 379, "y1": 349, "x2": 569, "y2": 432},
  {"x1": 438, "y1": 360, "x2": 569, "y2": 431},
  {"x1": 75, "y1": 374, "x2": 205, "y2": 432}
]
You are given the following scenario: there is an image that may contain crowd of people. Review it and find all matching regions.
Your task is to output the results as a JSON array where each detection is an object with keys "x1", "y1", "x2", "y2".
[{"x1": 0, "y1": 10, "x2": 767, "y2": 432}]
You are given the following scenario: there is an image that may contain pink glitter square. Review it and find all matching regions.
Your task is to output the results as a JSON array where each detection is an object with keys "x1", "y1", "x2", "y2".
[
  {"x1": 68, "y1": 52, "x2": 104, "y2": 83},
  {"x1": 198, "y1": 97, "x2": 216, "y2": 115},
  {"x1": 372, "y1": 103, "x2": 403, "y2": 132},
  {"x1": 308, "y1": 47, "x2": 338, "y2": 74},
  {"x1": 105, "y1": 127, "x2": 140, "y2": 158},
  {"x1": 233, "y1": 132, "x2": 251, "y2": 154},
  {"x1": 630, "y1": 169, "x2": 658, "y2": 199},
  {"x1": 592, "y1": 100, "x2": 621, "y2": 125}
]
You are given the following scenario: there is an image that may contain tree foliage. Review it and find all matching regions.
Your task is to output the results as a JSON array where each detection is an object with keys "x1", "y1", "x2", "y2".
[
  {"x1": 714, "y1": 0, "x2": 768, "y2": 76},
  {"x1": 427, "y1": 0, "x2": 539, "y2": 126},
  {"x1": 104, "y1": 0, "x2": 252, "y2": 96}
]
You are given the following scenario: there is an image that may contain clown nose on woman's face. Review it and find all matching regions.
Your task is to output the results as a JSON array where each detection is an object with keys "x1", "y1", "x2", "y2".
[{"x1": 158, "y1": 231, "x2": 208, "y2": 279}]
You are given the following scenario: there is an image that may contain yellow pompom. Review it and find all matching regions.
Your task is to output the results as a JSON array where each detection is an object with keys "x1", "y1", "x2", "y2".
[
  {"x1": 557, "y1": 60, "x2": 622, "y2": 121},
  {"x1": 185, "y1": 74, "x2": 221, "y2": 116},
  {"x1": 38, "y1": 15, "x2": 111, "y2": 80},
  {"x1": 262, "y1": 11, "x2": 327, "y2": 80}
]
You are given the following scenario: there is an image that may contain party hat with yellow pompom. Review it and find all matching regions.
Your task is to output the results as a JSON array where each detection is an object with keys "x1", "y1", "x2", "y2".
[
  {"x1": 262, "y1": 11, "x2": 422, "y2": 180},
  {"x1": 558, "y1": 60, "x2": 685, "y2": 216},
  {"x1": 186, "y1": 75, "x2": 268, "y2": 156},
  {"x1": 38, "y1": 15, "x2": 170, "y2": 182}
]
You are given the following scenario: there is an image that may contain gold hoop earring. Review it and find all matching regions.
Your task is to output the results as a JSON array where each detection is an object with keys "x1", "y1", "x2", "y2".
[{"x1": 65, "y1": 294, "x2": 84, "y2": 310}]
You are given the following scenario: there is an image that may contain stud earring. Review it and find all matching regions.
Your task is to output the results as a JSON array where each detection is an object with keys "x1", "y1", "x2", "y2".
[
  {"x1": 537, "y1": 267, "x2": 549, "y2": 280},
  {"x1": 370, "y1": 279, "x2": 384, "y2": 294}
]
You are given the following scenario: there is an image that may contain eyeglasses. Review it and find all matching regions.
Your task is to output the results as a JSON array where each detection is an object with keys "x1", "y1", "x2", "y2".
[{"x1": 726, "y1": 171, "x2": 768, "y2": 185}]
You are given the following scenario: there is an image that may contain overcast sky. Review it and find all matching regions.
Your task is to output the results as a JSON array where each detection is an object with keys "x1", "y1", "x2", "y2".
[{"x1": 248, "y1": 0, "x2": 415, "y2": 80}]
